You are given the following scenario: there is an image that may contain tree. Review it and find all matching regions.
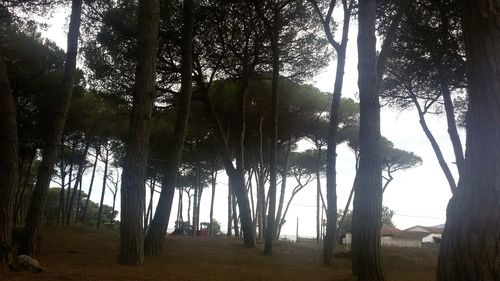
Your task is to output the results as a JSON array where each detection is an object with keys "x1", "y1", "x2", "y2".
[
  {"x1": 21, "y1": 0, "x2": 83, "y2": 256},
  {"x1": 275, "y1": 150, "x2": 317, "y2": 237},
  {"x1": 0, "y1": 37, "x2": 19, "y2": 267},
  {"x1": 309, "y1": 0, "x2": 355, "y2": 266},
  {"x1": 380, "y1": 0, "x2": 465, "y2": 194},
  {"x1": 437, "y1": 1, "x2": 500, "y2": 280},
  {"x1": 381, "y1": 139, "x2": 422, "y2": 193},
  {"x1": 119, "y1": 0, "x2": 160, "y2": 265},
  {"x1": 351, "y1": 0, "x2": 409, "y2": 279},
  {"x1": 144, "y1": 0, "x2": 193, "y2": 256}
]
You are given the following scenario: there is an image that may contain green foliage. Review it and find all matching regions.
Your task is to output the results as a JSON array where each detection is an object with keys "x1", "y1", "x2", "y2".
[
  {"x1": 381, "y1": 138, "x2": 423, "y2": 172},
  {"x1": 380, "y1": 0, "x2": 466, "y2": 116}
]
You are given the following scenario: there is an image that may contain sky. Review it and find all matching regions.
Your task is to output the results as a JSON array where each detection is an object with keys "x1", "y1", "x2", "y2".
[{"x1": 40, "y1": 5, "x2": 461, "y2": 238}]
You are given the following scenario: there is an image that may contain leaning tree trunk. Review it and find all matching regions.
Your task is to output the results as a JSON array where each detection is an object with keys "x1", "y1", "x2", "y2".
[
  {"x1": 411, "y1": 94, "x2": 457, "y2": 193},
  {"x1": 82, "y1": 150, "x2": 98, "y2": 224},
  {"x1": 232, "y1": 74, "x2": 257, "y2": 247},
  {"x1": 119, "y1": 0, "x2": 160, "y2": 265},
  {"x1": 437, "y1": 1, "x2": 500, "y2": 280},
  {"x1": 0, "y1": 48, "x2": 19, "y2": 267},
  {"x1": 201, "y1": 80, "x2": 256, "y2": 246},
  {"x1": 67, "y1": 138, "x2": 90, "y2": 225},
  {"x1": 351, "y1": 0, "x2": 384, "y2": 280},
  {"x1": 96, "y1": 146, "x2": 109, "y2": 229},
  {"x1": 144, "y1": 0, "x2": 192, "y2": 255},
  {"x1": 21, "y1": 0, "x2": 83, "y2": 257},
  {"x1": 64, "y1": 140, "x2": 77, "y2": 220},
  {"x1": 274, "y1": 142, "x2": 291, "y2": 239},
  {"x1": 201, "y1": 83, "x2": 256, "y2": 246}
]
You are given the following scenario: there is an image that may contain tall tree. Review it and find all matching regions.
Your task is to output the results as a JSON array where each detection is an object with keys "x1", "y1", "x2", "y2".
[
  {"x1": 144, "y1": 0, "x2": 193, "y2": 256},
  {"x1": 437, "y1": 1, "x2": 500, "y2": 280},
  {"x1": 119, "y1": 0, "x2": 160, "y2": 265},
  {"x1": 21, "y1": 0, "x2": 83, "y2": 256},
  {"x1": 253, "y1": 0, "x2": 282, "y2": 257},
  {"x1": 351, "y1": 0, "x2": 409, "y2": 278},
  {"x1": 0, "y1": 46, "x2": 19, "y2": 266},
  {"x1": 352, "y1": 0, "x2": 383, "y2": 278},
  {"x1": 309, "y1": 0, "x2": 355, "y2": 266}
]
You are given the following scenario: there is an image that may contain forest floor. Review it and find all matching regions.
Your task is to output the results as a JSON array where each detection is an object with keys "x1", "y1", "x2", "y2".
[{"x1": 0, "y1": 226, "x2": 438, "y2": 281}]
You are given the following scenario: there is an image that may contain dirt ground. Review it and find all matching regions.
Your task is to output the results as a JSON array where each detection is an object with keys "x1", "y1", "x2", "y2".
[{"x1": 0, "y1": 226, "x2": 438, "y2": 281}]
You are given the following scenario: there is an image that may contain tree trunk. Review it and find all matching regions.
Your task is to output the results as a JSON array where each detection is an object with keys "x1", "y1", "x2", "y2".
[
  {"x1": 82, "y1": 149, "x2": 98, "y2": 224},
  {"x1": 257, "y1": 116, "x2": 266, "y2": 239},
  {"x1": 434, "y1": 2, "x2": 465, "y2": 179},
  {"x1": 201, "y1": 84, "x2": 256, "y2": 246},
  {"x1": 193, "y1": 180, "x2": 199, "y2": 233},
  {"x1": 437, "y1": 1, "x2": 500, "y2": 280},
  {"x1": 65, "y1": 140, "x2": 77, "y2": 220},
  {"x1": 232, "y1": 193, "x2": 239, "y2": 237},
  {"x1": 0, "y1": 48, "x2": 19, "y2": 267},
  {"x1": 67, "y1": 138, "x2": 90, "y2": 225},
  {"x1": 227, "y1": 183, "x2": 233, "y2": 236},
  {"x1": 118, "y1": 0, "x2": 160, "y2": 264},
  {"x1": 351, "y1": 0, "x2": 384, "y2": 279},
  {"x1": 274, "y1": 142, "x2": 291, "y2": 239},
  {"x1": 438, "y1": 68, "x2": 465, "y2": 178},
  {"x1": 21, "y1": 0, "x2": 83, "y2": 256},
  {"x1": 14, "y1": 153, "x2": 34, "y2": 226},
  {"x1": 144, "y1": 180, "x2": 154, "y2": 230},
  {"x1": 110, "y1": 187, "x2": 117, "y2": 226},
  {"x1": 58, "y1": 143, "x2": 66, "y2": 225},
  {"x1": 264, "y1": 12, "x2": 280, "y2": 256},
  {"x1": 144, "y1": 0, "x2": 192, "y2": 255},
  {"x1": 323, "y1": 4, "x2": 352, "y2": 266},
  {"x1": 316, "y1": 145, "x2": 322, "y2": 243},
  {"x1": 411, "y1": 94, "x2": 457, "y2": 193},
  {"x1": 177, "y1": 188, "x2": 183, "y2": 223},
  {"x1": 74, "y1": 176, "x2": 83, "y2": 224},
  {"x1": 96, "y1": 145, "x2": 109, "y2": 229},
  {"x1": 209, "y1": 164, "x2": 217, "y2": 235}
]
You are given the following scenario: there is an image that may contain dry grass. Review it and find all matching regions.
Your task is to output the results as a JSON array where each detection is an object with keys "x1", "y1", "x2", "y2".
[{"x1": 0, "y1": 226, "x2": 438, "y2": 281}]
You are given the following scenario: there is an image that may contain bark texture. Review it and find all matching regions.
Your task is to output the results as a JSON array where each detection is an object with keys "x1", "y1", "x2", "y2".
[
  {"x1": 0, "y1": 48, "x2": 19, "y2": 266},
  {"x1": 21, "y1": 0, "x2": 83, "y2": 256},
  {"x1": 437, "y1": 1, "x2": 500, "y2": 280},
  {"x1": 119, "y1": 0, "x2": 160, "y2": 265},
  {"x1": 351, "y1": 0, "x2": 384, "y2": 279}
]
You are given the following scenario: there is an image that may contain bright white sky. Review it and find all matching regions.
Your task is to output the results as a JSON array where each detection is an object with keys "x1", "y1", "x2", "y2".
[{"x1": 41, "y1": 5, "x2": 460, "y2": 238}]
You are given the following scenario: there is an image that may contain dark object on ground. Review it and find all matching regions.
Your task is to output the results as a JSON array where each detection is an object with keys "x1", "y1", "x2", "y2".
[{"x1": 11, "y1": 255, "x2": 43, "y2": 272}]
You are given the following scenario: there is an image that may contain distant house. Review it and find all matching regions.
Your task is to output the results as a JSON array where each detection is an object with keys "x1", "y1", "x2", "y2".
[
  {"x1": 381, "y1": 230, "x2": 429, "y2": 248},
  {"x1": 380, "y1": 224, "x2": 444, "y2": 248},
  {"x1": 341, "y1": 224, "x2": 444, "y2": 248},
  {"x1": 405, "y1": 225, "x2": 443, "y2": 244}
]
